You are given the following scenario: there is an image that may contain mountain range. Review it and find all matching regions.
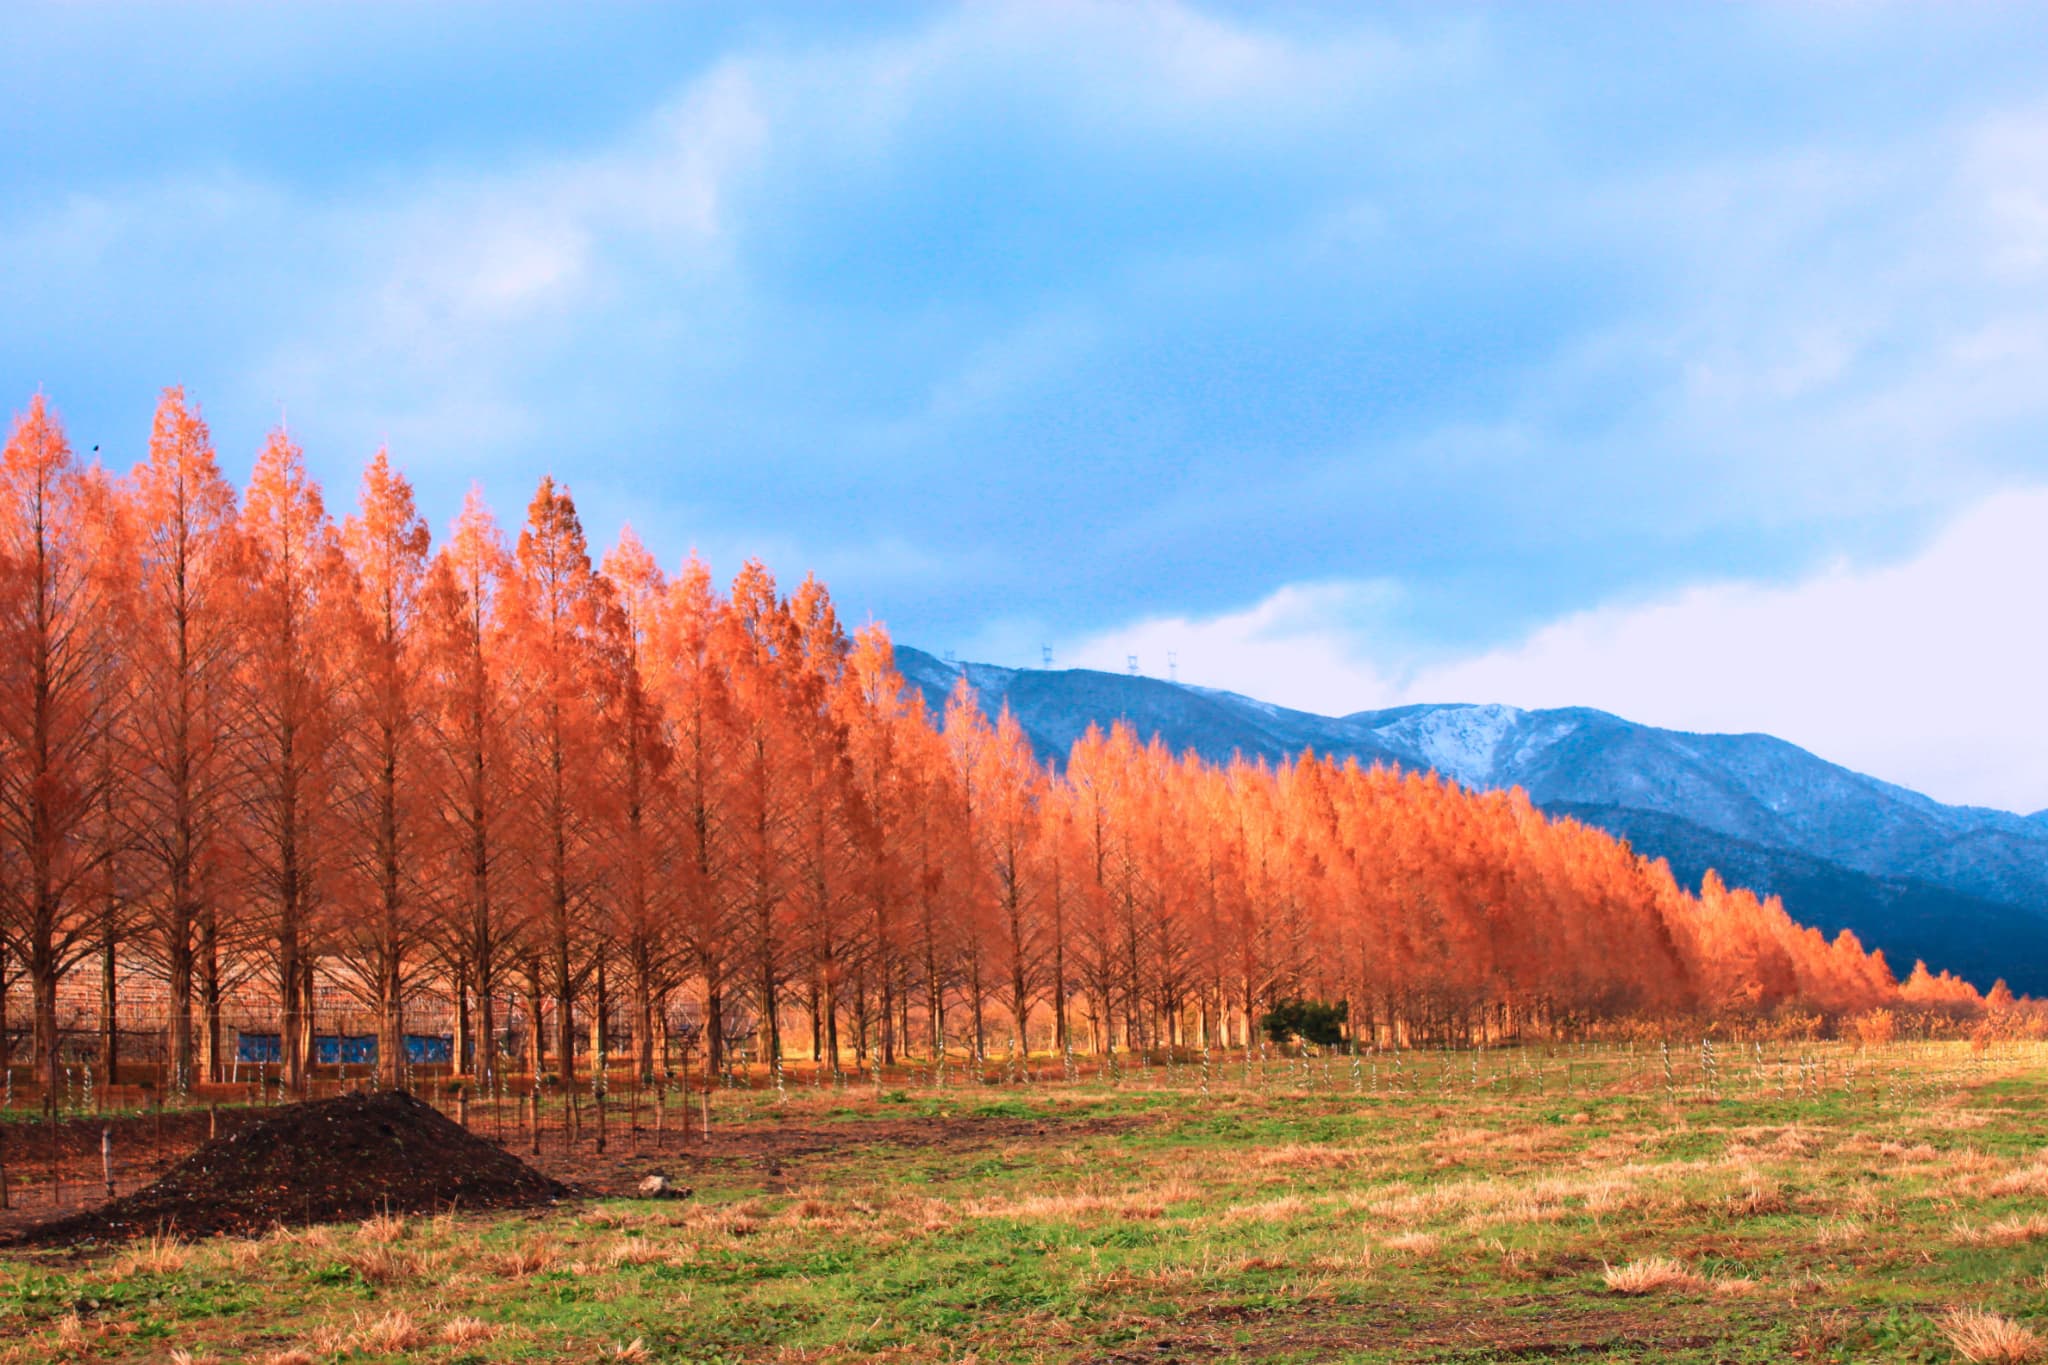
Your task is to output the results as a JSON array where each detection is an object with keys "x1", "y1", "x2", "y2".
[{"x1": 893, "y1": 646, "x2": 2048, "y2": 996}]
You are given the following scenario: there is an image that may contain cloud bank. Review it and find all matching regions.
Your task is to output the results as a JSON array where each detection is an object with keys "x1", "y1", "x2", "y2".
[{"x1": 1071, "y1": 487, "x2": 2048, "y2": 812}]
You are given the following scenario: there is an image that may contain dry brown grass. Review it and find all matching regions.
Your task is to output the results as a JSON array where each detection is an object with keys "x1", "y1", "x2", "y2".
[
  {"x1": 1365, "y1": 1184, "x2": 1459, "y2": 1223},
  {"x1": 488, "y1": 1237, "x2": 560, "y2": 1278},
  {"x1": 54, "y1": 1313, "x2": 89, "y2": 1352},
  {"x1": 1954, "y1": 1216, "x2": 2048, "y2": 1247},
  {"x1": 112, "y1": 1232, "x2": 191, "y2": 1277},
  {"x1": 1942, "y1": 1307, "x2": 2045, "y2": 1363},
  {"x1": 351, "y1": 1309, "x2": 426, "y2": 1353},
  {"x1": 1988, "y1": 1159, "x2": 2048, "y2": 1199},
  {"x1": 1463, "y1": 1194, "x2": 1565, "y2": 1231},
  {"x1": 1601, "y1": 1256, "x2": 1705, "y2": 1294},
  {"x1": 1253, "y1": 1142, "x2": 1370, "y2": 1169},
  {"x1": 355, "y1": 1211, "x2": 409, "y2": 1244},
  {"x1": 1813, "y1": 1218, "x2": 1867, "y2": 1248},
  {"x1": 968, "y1": 1181, "x2": 1193, "y2": 1223},
  {"x1": 1727, "y1": 1170, "x2": 1787, "y2": 1216},
  {"x1": 218, "y1": 1238, "x2": 268, "y2": 1275},
  {"x1": 304, "y1": 1322, "x2": 353, "y2": 1355},
  {"x1": 1308, "y1": 1242, "x2": 1377, "y2": 1274},
  {"x1": 437, "y1": 1315, "x2": 497, "y2": 1346},
  {"x1": 720, "y1": 1213, "x2": 764, "y2": 1238},
  {"x1": 339, "y1": 1244, "x2": 425, "y2": 1285},
  {"x1": 259, "y1": 1352, "x2": 317, "y2": 1365},
  {"x1": 1220, "y1": 1194, "x2": 1311, "y2": 1224},
  {"x1": 606, "y1": 1339, "x2": 652, "y2": 1362},
  {"x1": 598, "y1": 1237, "x2": 679, "y2": 1269},
  {"x1": 264, "y1": 1223, "x2": 334, "y2": 1252}
]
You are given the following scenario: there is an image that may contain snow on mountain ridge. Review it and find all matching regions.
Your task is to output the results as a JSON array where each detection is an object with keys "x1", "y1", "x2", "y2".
[{"x1": 1368, "y1": 703, "x2": 1529, "y2": 787}]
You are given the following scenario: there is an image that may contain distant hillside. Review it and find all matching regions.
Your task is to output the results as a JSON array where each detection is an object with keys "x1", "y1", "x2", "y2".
[{"x1": 896, "y1": 646, "x2": 2048, "y2": 995}]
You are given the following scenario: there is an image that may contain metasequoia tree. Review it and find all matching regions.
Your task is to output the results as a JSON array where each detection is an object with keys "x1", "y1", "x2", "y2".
[
  {"x1": 895, "y1": 701, "x2": 966, "y2": 1058},
  {"x1": 784, "y1": 575, "x2": 860, "y2": 1072},
  {"x1": 504, "y1": 477, "x2": 612, "y2": 1089},
  {"x1": 420, "y1": 490, "x2": 519, "y2": 1083},
  {"x1": 947, "y1": 692, "x2": 1044, "y2": 1058},
  {"x1": 1063, "y1": 723, "x2": 1127, "y2": 1055},
  {"x1": 0, "y1": 397, "x2": 122, "y2": 1101},
  {"x1": 839, "y1": 625, "x2": 915, "y2": 1065},
  {"x1": 235, "y1": 428, "x2": 347, "y2": 1092},
  {"x1": 1032, "y1": 777, "x2": 1085, "y2": 1055},
  {"x1": 720, "y1": 560, "x2": 808, "y2": 1067},
  {"x1": 124, "y1": 389, "x2": 245, "y2": 1089},
  {"x1": 596, "y1": 528, "x2": 674, "y2": 1084},
  {"x1": 646, "y1": 554, "x2": 739, "y2": 1074},
  {"x1": 339, "y1": 451, "x2": 433, "y2": 1087},
  {"x1": 941, "y1": 679, "x2": 998, "y2": 1060},
  {"x1": 86, "y1": 542, "x2": 139, "y2": 1084},
  {"x1": 1182, "y1": 758, "x2": 1248, "y2": 1048}
]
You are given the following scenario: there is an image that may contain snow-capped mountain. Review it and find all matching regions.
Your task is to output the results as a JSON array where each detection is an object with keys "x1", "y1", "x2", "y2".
[{"x1": 894, "y1": 646, "x2": 2048, "y2": 994}]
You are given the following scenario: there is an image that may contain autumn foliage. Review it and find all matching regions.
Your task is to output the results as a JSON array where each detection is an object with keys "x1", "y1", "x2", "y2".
[{"x1": 0, "y1": 392, "x2": 1990, "y2": 1095}]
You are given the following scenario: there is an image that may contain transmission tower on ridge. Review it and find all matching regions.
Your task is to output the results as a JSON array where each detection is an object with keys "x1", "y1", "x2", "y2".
[
  {"x1": 1127, "y1": 654, "x2": 1139, "y2": 677},
  {"x1": 1041, "y1": 644, "x2": 1053, "y2": 668},
  {"x1": 1168, "y1": 650, "x2": 1178, "y2": 684}
]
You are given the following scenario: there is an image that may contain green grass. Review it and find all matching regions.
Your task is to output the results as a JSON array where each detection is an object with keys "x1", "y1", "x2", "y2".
[{"x1": 5, "y1": 1039, "x2": 2048, "y2": 1362}]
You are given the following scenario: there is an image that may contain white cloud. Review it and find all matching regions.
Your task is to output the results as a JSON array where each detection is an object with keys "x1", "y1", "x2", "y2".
[
  {"x1": 1073, "y1": 488, "x2": 2048, "y2": 813},
  {"x1": 1408, "y1": 487, "x2": 2048, "y2": 812},
  {"x1": 1065, "y1": 579, "x2": 1409, "y2": 716}
]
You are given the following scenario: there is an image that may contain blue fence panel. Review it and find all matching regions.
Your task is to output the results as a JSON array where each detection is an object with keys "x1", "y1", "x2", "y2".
[
  {"x1": 236, "y1": 1032, "x2": 283, "y2": 1063},
  {"x1": 404, "y1": 1034, "x2": 453, "y2": 1064},
  {"x1": 314, "y1": 1034, "x2": 379, "y2": 1066}
]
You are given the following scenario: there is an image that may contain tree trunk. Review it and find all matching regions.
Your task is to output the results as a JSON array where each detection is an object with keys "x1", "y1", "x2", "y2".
[
  {"x1": 878, "y1": 949, "x2": 896, "y2": 1067},
  {"x1": 378, "y1": 937, "x2": 404, "y2": 1090},
  {"x1": 704, "y1": 980, "x2": 724, "y2": 1076},
  {"x1": 199, "y1": 908, "x2": 222, "y2": 1083},
  {"x1": 631, "y1": 941, "x2": 655, "y2": 1084},
  {"x1": 279, "y1": 918, "x2": 302, "y2": 1095},
  {"x1": 524, "y1": 958, "x2": 547, "y2": 1081},
  {"x1": 167, "y1": 913, "x2": 195, "y2": 1095},
  {"x1": 475, "y1": 962, "x2": 496, "y2": 1090},
  {"x1": 453, "y1": 961, "x2": 470, "y2": 1080},
  {"x1": 32, "y1": 963, "x2": 59, "y2": 1116},
  {"x1": 553, "y1": 932, "x2": 576, "y2": 1093},
  {"x1": 99, "y1": 918, "x2": 118, "y2": 1085},
  {"x1": 589, "y1": 957, "x2": 608, "y2": 1082},
  {"x1": 297, "y1": 961, "x2": 317, "y2": 1087},
  {"x1": 1051, "y1": 897, "x2": 1069, "y2": 1055}
]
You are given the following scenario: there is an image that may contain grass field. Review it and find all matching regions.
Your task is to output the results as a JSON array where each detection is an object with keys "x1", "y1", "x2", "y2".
[{"x1": 4, "y1": 1039, "x2": 2047, "y2": 1363}]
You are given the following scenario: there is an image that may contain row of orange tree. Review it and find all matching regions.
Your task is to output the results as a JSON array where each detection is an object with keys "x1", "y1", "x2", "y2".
[{"x1": 0, "y1": 391, "x2": 1987, "y2": 1098}]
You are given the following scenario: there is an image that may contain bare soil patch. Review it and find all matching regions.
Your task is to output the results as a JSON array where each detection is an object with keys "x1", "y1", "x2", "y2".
[
  {"x1": 533, "y1": 1110, "x2": 1149, "y2": 1196},
  {"x1": 1101, "y1": 1299, "x2": 1725, "y2": 1362},
  {"x1": 3, "y1": 1090, "x2": 566, "y2": 1245}
]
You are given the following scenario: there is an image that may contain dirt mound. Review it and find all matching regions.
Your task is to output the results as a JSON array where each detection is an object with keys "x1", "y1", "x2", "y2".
[{"x1": 6, "y1": 1090, "x2": 567, "y2": 1245}]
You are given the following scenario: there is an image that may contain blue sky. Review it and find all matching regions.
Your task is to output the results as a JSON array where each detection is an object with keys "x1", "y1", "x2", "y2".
[{"x1": 7, "y1": 3, "x2": 2048, "y2": 808}]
